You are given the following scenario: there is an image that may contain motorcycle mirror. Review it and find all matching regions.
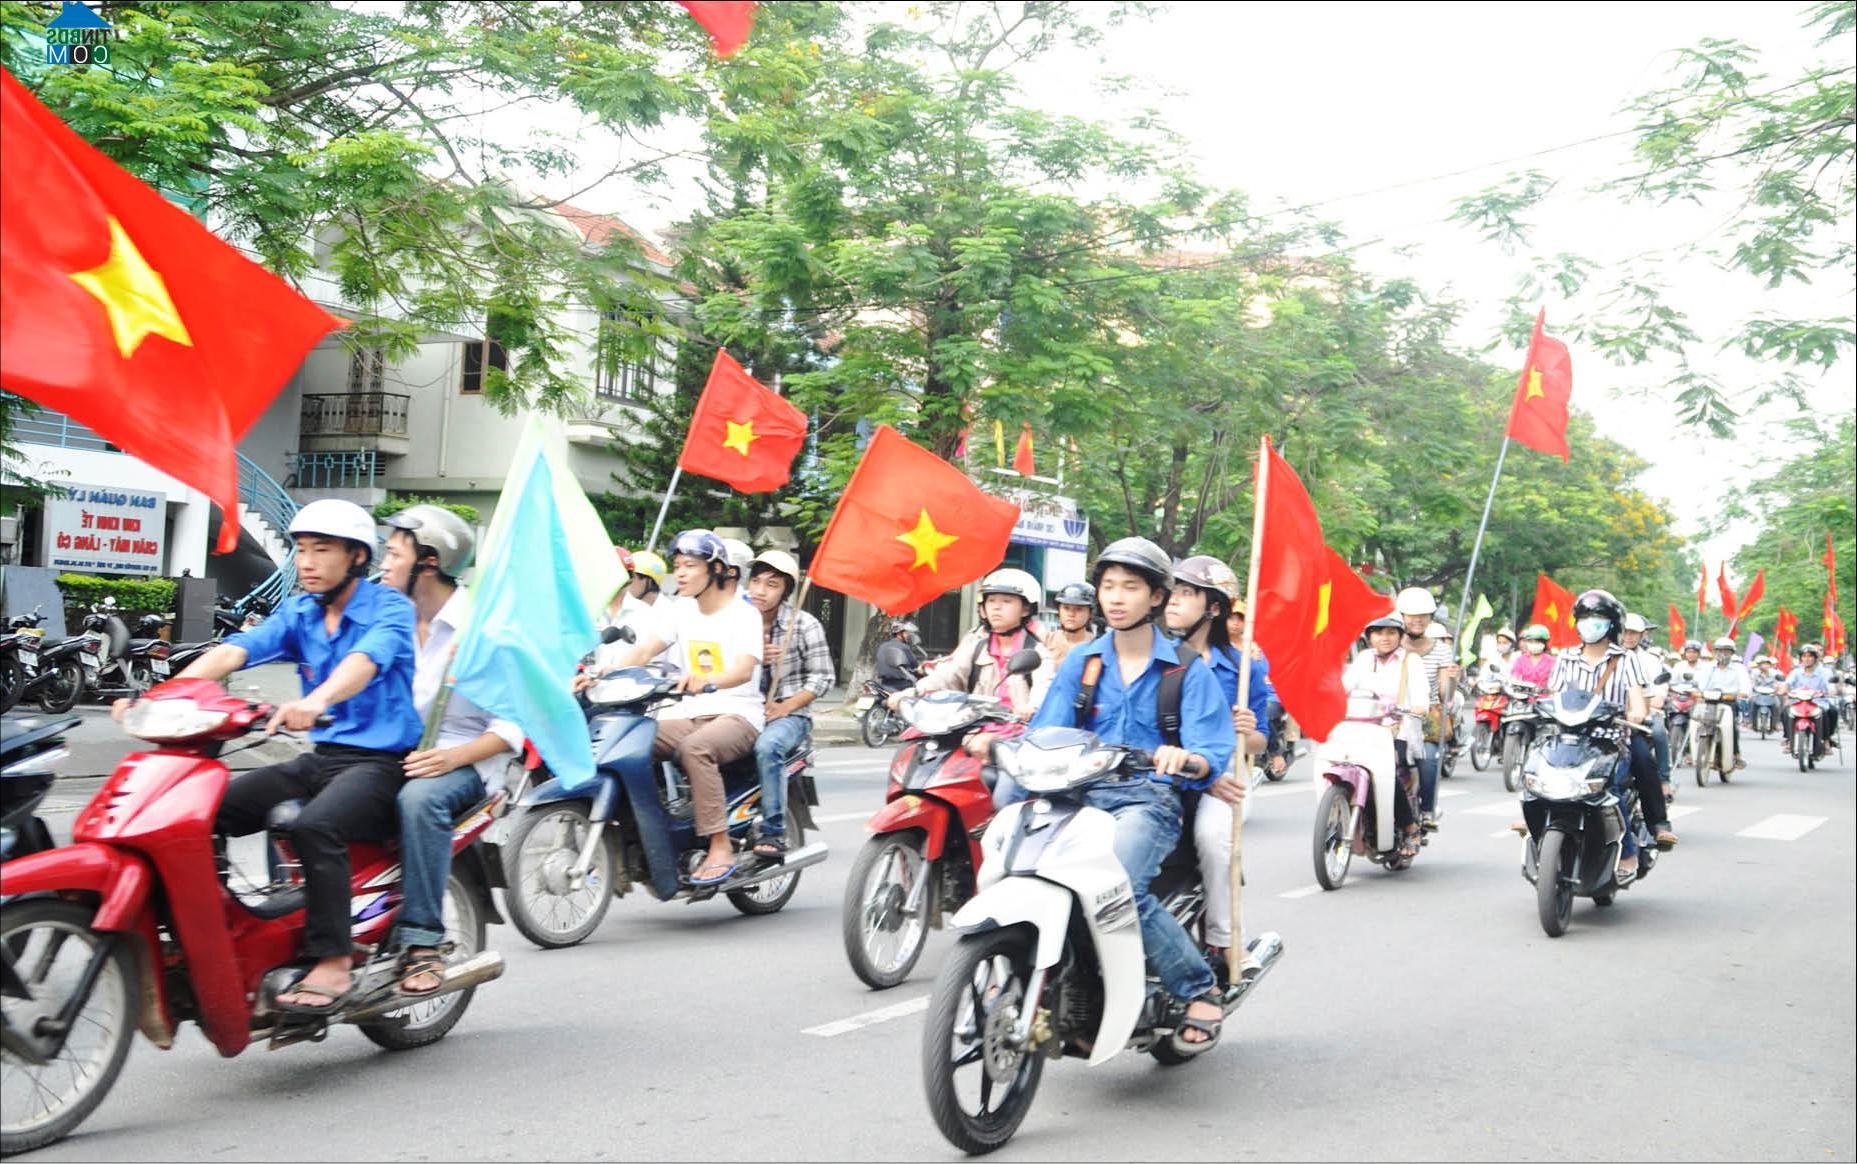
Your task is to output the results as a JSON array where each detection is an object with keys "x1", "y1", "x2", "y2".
[
  {"x1": 1006, "y1": 648, "x2": 1041, "y2": 676},
  {"x1": 600, "y1": 625, "x2": 635, "y2": 645},
  {"x1": 1654, "y1": 670, "x2": 1671, "y2": 685}
]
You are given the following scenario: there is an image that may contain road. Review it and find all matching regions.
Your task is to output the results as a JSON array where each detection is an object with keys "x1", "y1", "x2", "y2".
[{"x1": 18, "y1": 730, "x2": 1857, "y2": 1162}]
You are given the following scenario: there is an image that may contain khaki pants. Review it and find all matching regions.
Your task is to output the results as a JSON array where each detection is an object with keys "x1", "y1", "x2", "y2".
[{"x1": 653, "y1": 715, "x2": 758, "y2": 837}]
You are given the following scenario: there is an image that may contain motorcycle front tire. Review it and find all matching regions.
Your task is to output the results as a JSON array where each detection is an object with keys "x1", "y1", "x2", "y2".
[
  {"x1": 922, "y1": 927, "x2": 1045, "y2": 1154},
  {"x1": 861, "y1": 704, "x2": 897, "y2": 749},
  {"x1": 1536, "y1": 830, "x2": 1575, "y2": 937},
  {"x1": 502, "y1": 802, "x2": 618, "y2": 949},
  {"x1": 0, "y1": 655, "x2": 21, "y2": 714},
  {"x1": 1500, "y1": 730, "x2": 1524, "y2": 794},
  {"x1": 1469, "y1": 723, "x2": 1493, "y2": 771}
]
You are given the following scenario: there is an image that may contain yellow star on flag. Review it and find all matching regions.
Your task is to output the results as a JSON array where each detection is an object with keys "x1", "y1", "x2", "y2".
[
  {"x1": 1524, "y1": 367, "x2": 1545, "y2": 401},
  {"x1": 896, "y1": 508, "x2": 959, "y2": 571},
  {"x1": 68, "y1": 216, "x2": 194, "y2": 359},
  {"x1": 1544, "y1": 601, "x2": 1558, "y2": 623},
  {"x1": 1313, "y1": 581, "x2": 1332, "y2": 636},
  {"x1": 722, "y1": 419, "x2": 759, "y2": 456}
]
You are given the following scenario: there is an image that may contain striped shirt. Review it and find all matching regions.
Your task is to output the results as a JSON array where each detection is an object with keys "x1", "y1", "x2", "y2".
[
  {"x1": 760, "y1": 605, "x2": 835, "y2": 717},
  {"x1": 1408, "y1": 637, "x2": 1454, "y2": 708},
  {"x1": 1549, "y1": 644, "x2": 1645, "y2": 739}
]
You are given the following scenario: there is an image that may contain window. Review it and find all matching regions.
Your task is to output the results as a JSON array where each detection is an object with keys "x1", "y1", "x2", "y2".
[
  {"x1": 459, "y1": 335, "x2": 506, "y2": 395},
  {"x1": 593, "y1": 309, "x2": 656, "y2": 403},
  {"x1": 346, "y1": 347, "x2": 386, "y2": 394}
]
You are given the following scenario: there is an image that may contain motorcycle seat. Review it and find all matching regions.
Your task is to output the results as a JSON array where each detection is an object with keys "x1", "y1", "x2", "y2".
[{"x1": 125, "y1": 638, "x2": 164, "y2": 652}]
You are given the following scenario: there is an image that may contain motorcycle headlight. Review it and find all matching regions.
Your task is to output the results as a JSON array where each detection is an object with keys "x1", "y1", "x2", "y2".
[
  {"x1": 1522, "y1": 757, "x2": 1608, "y2": 800},
  {"x1": 901, "y1": 695, "x2": 992, "y2": 737},
  {"x1": 122, "y1": 698, "x2": 230, "y2": 742},
  {"x1": 1000, "y1": 743, "x2": 1119, "y2": 794}
]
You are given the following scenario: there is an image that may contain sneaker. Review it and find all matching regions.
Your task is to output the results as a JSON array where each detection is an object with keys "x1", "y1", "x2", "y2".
[
  {"x1": 1653, "y1": 827, "x2": 1678, "y2": 849},
  {"x1": 1733, "y1": 756, "x2": 1746, "y2": 770},
  {"x1": 1420, "y1": 812, "x2": 1439, "y2": 831}
]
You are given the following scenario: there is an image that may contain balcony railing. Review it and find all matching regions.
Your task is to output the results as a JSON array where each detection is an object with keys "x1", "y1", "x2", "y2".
[
  {"x1": 300, "y1": 392, "x2": 410, "y2": 438},
  {"x1": 289, "y1": 450, "x2": 380, "y2": 491},
  {"x1": 2, "y1": 394, "x2": 116, "y2": 452}
]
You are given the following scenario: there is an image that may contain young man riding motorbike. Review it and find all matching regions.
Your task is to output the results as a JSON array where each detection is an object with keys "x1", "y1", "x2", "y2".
[
  {"x1": 1779, "y1": 643, "x2": 1837, "y2": 755},
  {"x1": 115, "y1": 499, "x2": 422, "y2": 1012},
  {"x1": 1042, "y1": 580, "x2": 1098, "y2": 663},
  {"x1": 970, "y1": 538, "x2": 1239, "y2": 1050},
  {"x1": 378, "y1": 505, "x2": 521, "y2": 995},
  {"x1": 745, "y1": 549, "x2": 834, "y2": 859},
  {"x1": 1694, "y1": 636, "x2": 1751, "y2": 769},
  {"x1": 873, "y1": 619, "x2": 925, "y2": 693},
  {"x1": 889, "y1": 567, "x2": 1055, "y2": 719}
]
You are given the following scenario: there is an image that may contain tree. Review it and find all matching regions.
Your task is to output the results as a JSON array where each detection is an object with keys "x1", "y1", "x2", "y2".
[{"x1": 1725, "y1": 413, "x2": 1855, "y2": 645}]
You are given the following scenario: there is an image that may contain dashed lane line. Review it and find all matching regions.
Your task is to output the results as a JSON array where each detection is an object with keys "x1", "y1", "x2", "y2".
[
  {"x1": 1278, "y1": 884, "x2": 1324, "y2": 899},
  {"x1": 1736, "y1": 813, "x2": 1828, "y2": 841},
  {"x1": 803, "y1": 994, "x2": 929, "y2": 1037}
]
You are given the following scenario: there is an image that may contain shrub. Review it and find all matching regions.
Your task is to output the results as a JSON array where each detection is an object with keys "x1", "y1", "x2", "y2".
[
  {"x1": 373, "y1": 495, "x2": 480, "y2": 525},
  {"x1": 55, "y1": 574, "x2": 176, "y2": 615}
]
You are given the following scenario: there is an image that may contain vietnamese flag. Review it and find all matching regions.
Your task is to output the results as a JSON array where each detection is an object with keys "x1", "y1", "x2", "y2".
[
  {"x1": 1716, "y1": 564, "x2": 1739, "y2": 627},
  {"x1": 1012, "y1": 423, "x2": 1035, "y2": 477},
  {"x1": 1527, "y1": 573, "x2": 1579, "y2": 648},
  {"x1": 1827, "y1": 532, "x2": 1839, "y2": 605},
  {"x1": 1247, "y1": 438, "x2": 1395, "y2": 742},
  {"x1": 808, "y1": 425, "x2": 1019, "y2": 615},
  {"x1": 1729, "y1": 568, "x2": 1765, "y2": 637},
  {"x1": 0, "y1": 68, "x2": 344, "y2": 552},
  {"x1": 1504, "y1": 307, "x2": 1573, "y2": 462},
  {"x1": 676, "y1": 349, "x2": 807, "y2": 493},
  {"x1": 1667, "y1": 604, "x2": 1686, "y2": 646},
  {"x1": 677, "y1": 1, "x2": 756, "y2": 57},
  {"x1": 1697, "y1": 560, "x2": 1709, "y2": 618}
]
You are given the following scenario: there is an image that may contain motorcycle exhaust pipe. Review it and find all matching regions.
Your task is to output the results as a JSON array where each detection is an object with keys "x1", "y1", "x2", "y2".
[
  {"x1": 1223, "y1": 931, "x2": 1285, "y2": 1011},
  {"x1": 340, "y1": 951, "x2": 507, "y2": 1024},
  {"x1": 713, "y1": 841, "x2": 830, "y2": 892}
]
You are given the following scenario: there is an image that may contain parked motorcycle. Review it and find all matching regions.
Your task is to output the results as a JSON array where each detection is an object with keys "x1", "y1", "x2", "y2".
[
  {"x1": 13, "y1": 611, "x2": 91, "y2": 715},
  {"x1": 1312, "y1": 692, "x2": 1419, "y2": 890},
  {"x1": 1690, "y1": 691, "x2": 1737, "y2": 786},
  {"x1": 0, "y1": 678, "x2": 506, "y2": 1154},
  {"x1": 1498, "y1": 678, "x2": 1544, "y2": 793},
  {"x1": 1665, "y1": 680, "x2": 1698, "y2": 767},
  {"x1": 1749, "y1": 680, "x2": 1781, "y2": 738},
  {"x1": 1519, "y1": 689, "x2": 1659, "y2": 937},
  {"x1": 498, "y1": 656, "x2": 826, "y2": 948},
  {"x1": 841, "y1": 684, "x2": 1019, "y2": 990},
  {"x1": 855, "y1": 678, "x2": 908, "y2": 749},
  {"x1": 0, "y1": 608, "x2": 54, "y2": 714},
  {"x1": 0, "y1": 712, "x2": 77, "y2": 862},
  {"x1": 1790, "y1": 695, "x2": 1831, "y2": 771},
  {"x1": 920, "y1": 726, "x2": 1283, "y2": 1154},
  {"x1": 1469, "y1": 673, "x2": 1507, "y2": 771},
  {"x1": 68, "y1": 598, "x2": 168, "y2": 704}
]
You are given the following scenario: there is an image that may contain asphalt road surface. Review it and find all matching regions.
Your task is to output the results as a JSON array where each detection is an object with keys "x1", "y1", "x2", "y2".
[{"x1": 17, "y1": 728, "x2": 1857, "y2": 1162}]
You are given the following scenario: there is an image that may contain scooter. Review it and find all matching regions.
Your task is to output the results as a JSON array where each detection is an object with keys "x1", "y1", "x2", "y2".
[
  {"x1": 841, "y1": 685, "x2": 1017, "y2": 990},
  {"x1": 497, "y1": 653, "x2": 826, "y2": 948},
  {"x1": 0, "y1": 712, "x2": 78, "y2": 862},
  {"x1": 1690, "y1": 690, "x2": 1737, "y2": 786},
  {"x1": 0, "y1": 608, "x2": 53, "y2": 714},
  {"x1": 919, "y1": 726, "x2": 1283, "y2": 1155},
  {"x1": 1469, "y1": 672, "x2": 1507, "y2": 771},
  {"x1": 1789, "y1": 695, "x2": 1830, "y2": 770},
  {"x1": 1519, "y1": 690, "x2": 1658, "y2": 937},
  {"x1": 1665, "y1": 680, "x2": 1698, "y2": 767},
  {"x1": 0, "y1": 678, "x2": 506, "y2": 1154},
  {"x1": 1312, "y1": 692, "x2": 1419, "y2": 890},
  {"x1": 1749, "y1": 680, "x2": 1781, "y2": 738},
  {"x1": 855, "y1": 678, "x2": 908, "y2": 749},
  {"x1": 1498, "y1": 678, "x2": 1544, "y2": 793}
]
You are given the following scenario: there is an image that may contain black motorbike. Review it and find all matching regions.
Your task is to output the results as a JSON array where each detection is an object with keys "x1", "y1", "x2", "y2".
[
  {"x1": 855, "y1": 678, "x2": 909, "y2": 748},
  {"x1": 1749, "y1": 680, "x2": 1780, "y2": 738},
  {"x1": 1519, "y1": 690, "x2": 1658, "y2": 937},
  {"x1": 7, "y1": 608, "x2": 91, "y2": 715},
  {"x1": 0, "y1": 712, "x2": 77, "y2": 862}
]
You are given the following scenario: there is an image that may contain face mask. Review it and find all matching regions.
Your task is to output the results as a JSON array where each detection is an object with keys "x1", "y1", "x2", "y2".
[{"x1": 1576, "y1": 617, "x2": 1610, "y2": 644}]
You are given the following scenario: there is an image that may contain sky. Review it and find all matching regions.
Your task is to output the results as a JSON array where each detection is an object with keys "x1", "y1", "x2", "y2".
[{"x1": 559, "y1": 1, "x2": 1856, "y2": 574}]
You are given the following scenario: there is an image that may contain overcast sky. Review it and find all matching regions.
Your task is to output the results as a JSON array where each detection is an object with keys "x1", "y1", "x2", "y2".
[{"x1": 586, "y1": 1, "x2": 1855, "y2": 572}]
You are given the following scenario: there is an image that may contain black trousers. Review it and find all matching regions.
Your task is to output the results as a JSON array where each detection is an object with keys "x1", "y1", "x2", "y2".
[
  {"x1": 1627, "y1": 735, "x2": 1669, "y2": 830},
  {"x1": 217, "y1": 744, "x2": 407, "y2": 960}
]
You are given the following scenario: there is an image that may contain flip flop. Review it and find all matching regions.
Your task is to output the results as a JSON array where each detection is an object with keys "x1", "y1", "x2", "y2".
[
  {"x1": 397, "y1": 953, "x2": 447, "y2": 996},
  {"x1": 273, "y1": 975, "x2": 356, "y2": 1015},
  {"x1": 689, "y1": 860, "x2": 736, "y2": 886}
]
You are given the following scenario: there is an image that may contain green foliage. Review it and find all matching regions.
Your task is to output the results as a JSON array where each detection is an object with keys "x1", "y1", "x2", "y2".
[
  {"x1": 1725, "y1": 413, "x2": 1855, "y2": 645},
  {"x1": 55, "y1": 574, "x2": 176, "y2": 615},
  {"x1": 372, "y1": 495, "x2": 480, "y2": 525}
]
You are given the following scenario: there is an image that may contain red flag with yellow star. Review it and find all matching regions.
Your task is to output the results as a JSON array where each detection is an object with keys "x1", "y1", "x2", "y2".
[
  {"x1": 676, "y1": 349, "x2": 807, "y2": 493},
  {"x1": 807, "y1": 424, "x2": 1019, "y2": 615},
  {"x1": 1248, "y1": 438, "x2": 1395, "y2": 742},
  {"x1": 0, "y1": 67, "x2": 344, "y2": 552},
  {"x1": 1505, "y1": 307, "x2": 1572, "y2": 462},
  {"x1": 1527, "y1": 573, "x2": 1579, "y2": 648},
  {"x1": 677, "y1": 1, "x2": 756, "y2": 57}
]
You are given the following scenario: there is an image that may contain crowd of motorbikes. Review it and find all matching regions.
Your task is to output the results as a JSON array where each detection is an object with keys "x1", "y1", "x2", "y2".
[{"x1": 0, "y1": 597, "x2": 265, "y2": 715}]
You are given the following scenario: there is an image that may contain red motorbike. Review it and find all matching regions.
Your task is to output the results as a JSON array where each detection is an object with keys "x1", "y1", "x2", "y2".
[
  {"x1": 840, "y1": 684, "x2": 1024, "y2": 990},
  {"x1": 1790, "y1": 695, "x2": 1830, "y2": 771},
  {"x1": 0, "y1": 679, "x2": 506, "y2": 1154},
  {"x1": 1468, "y1": 672, "x2": 1508, "y2": 772}
]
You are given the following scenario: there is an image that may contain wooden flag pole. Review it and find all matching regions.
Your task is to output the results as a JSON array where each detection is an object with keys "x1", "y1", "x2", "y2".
[
  {"x1": 1230, "y1": 434, "x2": 1269, "y2": 986},
  {"x1": 767, "y1": 576, "x2": 812, "y2": 702},
  {"x1": 644, "y1": 465, "x2": 684, "y2": 554}
]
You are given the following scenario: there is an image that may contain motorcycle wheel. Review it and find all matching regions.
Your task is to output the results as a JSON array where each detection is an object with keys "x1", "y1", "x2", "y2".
[
  {"x1": 727, "y1": 819, "x2": 806, "y2": 916},
  {"x1": 1535, "y1": 830, "x2": 1574, "y2": 938},
  {"x1": 0, "y1": 900, "x2": 137, "y2": 1155},
  {"x1": 1467, "y1": 724, "x2": 1491, "y2": 771},
  {"x1": 1312, "y1": 784, "x2": 1353, "y2": 891},
  {"x1": 1500, "y1": 731, "x2": 1524, "y2": 794},
  {"x1": 503, "y1": 802, "x2": 617, "y2": 948},
  {"x1": 922, "y1": 927, "x2": 1045, "y2": 1155},
  {"x1": 36, "y1": 659, "x2": 83, "y2": 714},
  {"x1": 842, "y1": 833, "x2": 932, "y2": 989},
  {"x1": 861, "y1": 704, "x2": 898, "y2": 750},
  {"x1": 1695, "y1": 735, "x2": 1711, "y2": 788},
  {"x1": 126, "y1": 659, "x2": 156, "y2": 697},
  {"x1": 359, "y1": 870, "x2": 486, "y2": 1050},
  {"x1": 0, "y1": 656, "x2": 21, "y2": 714}
]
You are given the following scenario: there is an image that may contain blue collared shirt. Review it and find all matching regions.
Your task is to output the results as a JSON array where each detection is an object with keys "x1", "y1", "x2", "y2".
[
  {"x1": 1203, "y1": 644, "x2": 1273, "y2": 750},
  {"x1": 1029, "y1": 625, "x2": 1237, "y2": 789},
  {"x1": 225, "y1": 580, "x2": 423, "y2": 752}
]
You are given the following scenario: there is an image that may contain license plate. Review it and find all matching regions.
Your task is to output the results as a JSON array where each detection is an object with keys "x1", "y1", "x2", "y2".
[
  {"x1": 153, "y1": 659, "x2": 170, "y2": 676},
  {"x1": 854, "y1": 696, "x2": 877, "y2": 711}
]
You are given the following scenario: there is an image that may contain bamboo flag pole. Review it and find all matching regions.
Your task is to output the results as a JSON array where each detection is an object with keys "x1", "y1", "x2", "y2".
[
  {"x1": 644, "y1": 465, "x2": 684, "y2": 554},
  {"x1": 1229, "y1": 434, "x2": 1269, "y2": 986},
  {"x1": 767, "y1": 575, "x2": 813, "y2": 703}
]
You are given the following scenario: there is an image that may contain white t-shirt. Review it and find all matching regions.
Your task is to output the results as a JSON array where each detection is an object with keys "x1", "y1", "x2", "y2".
[
  {"x1": 594, "y1": 592, "x2": 672, "y2": 674},
  {"x1": 657, "y1": 596, "x2": 765, "y2": 728}
]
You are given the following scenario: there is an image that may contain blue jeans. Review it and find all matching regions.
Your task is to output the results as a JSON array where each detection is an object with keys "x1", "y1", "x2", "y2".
[
  {"x1": 1083, "y1": 779, "x2": 1216, "y2": 1003},
  {"x1": 1611, "y1": 754, "x2": 1639, "y2": 859},
  {"x1": 396, "y1": 767, "x2": 486, "y2": 948},
  {"x1": 1649, "y1": 713, "x2": 1670, "y2": 782},
  {"x1": 753, "y1": 715, "x2": 811, "y2": 837},
  {"x1": 1417, "y1": 741, "x2": 1440, "y2": 814}
]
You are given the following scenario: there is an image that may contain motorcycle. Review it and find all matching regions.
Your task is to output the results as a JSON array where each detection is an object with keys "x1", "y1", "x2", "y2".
[
  {"x1": 1664, "y1": 680, "x2": 1697, "y2": 767},
  {"x1": 497, "y1": 652, "x2": 826, "y2": 948},
  {"x1": 1312, "y1": 692, "x2": 1419, "y2": 890},
  {"x1": 69, "y1": 598, "x2": 167, "y2": 704},
  {"x1": 165, "y1": 598, "x2": 270, "y2": 675},
  {"x1": 0, "y1": 608, "x2": 55, "y2": 714},
  {"x1": 0, "y1": 678, "x2": 505, "y2": 1154},
  {"x1": 841, "y1": 683, "x2": 1019, "y2": 990},
  {"x1": 1690, "y1": 691, "x2": 1736, "y2": 786},
  {"x1": 1469, "y1": 673, "x2": 1507, "y2": 771},
  {"x1": 920, "y1": 726, "x2": 1283, "y2": 1154},
  {"x1": 14, "y1": 613, "x2": 91, "y2": 715},
  {"x1": 1519, "y1": 689, "x2": 1658, "y2": 937},
  {"x1": 1750, "y1": 681, "x2": 1780, "y2": 738},
  {"x1": 0, "y1": 712, "x2": 77, "y2": 862},
  {"x1": 855, "y1": 678, "x2": 908, "y2": 749},
  {"x1": 1498, "y1": 678, "x2": 1544, "y2": 793},
  {"x1": 1789, "y1": 695, "x2": 1830, "y2": 771}
]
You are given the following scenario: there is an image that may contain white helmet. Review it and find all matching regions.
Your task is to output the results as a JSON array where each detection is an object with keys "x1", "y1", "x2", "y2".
[
  {"x1": 1712, "y1": 636, "x2": 1736, "y2": 653},
  {"x1": 749, "y1": 549, "x2": 801, "y2": 593},
  {"x1": 1395, "y1": 587, "x2": 1437, "y2": 617},
  {"x1": 1623, "y1": 612, "x2": 1652, "y2": 633},
  {"x1": 720, "y1": 537, "x2": 754, "y2": 578},
  {"x1": 978, "y1": 568, "x2": 1041, "y2": 609},
  {"x1": 288, "y1": 499, "x2": 380, "y2": 563}
]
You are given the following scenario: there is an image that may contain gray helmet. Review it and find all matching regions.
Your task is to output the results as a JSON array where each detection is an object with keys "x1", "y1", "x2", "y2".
[
  {"x1": 1091, "y1": 537, "x2": 1172, "y2": 592},
  {"x1": 1172, "y1": 554, "x2": 1239, "y2": 601},
  {"x1": 1365, "y1": 614, "x2": 1404, "y2": 633},
  {"x1": 384, "y1": 504, "x2": 475, "y2": 577},
  {"x1": 1052, "y1": 580, "x2": 1096, "y2": 608}
]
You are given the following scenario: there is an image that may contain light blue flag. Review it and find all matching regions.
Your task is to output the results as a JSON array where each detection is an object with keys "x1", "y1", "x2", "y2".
[{"x1": 450, "y1": 454, "x2": 601, "y2": 790}]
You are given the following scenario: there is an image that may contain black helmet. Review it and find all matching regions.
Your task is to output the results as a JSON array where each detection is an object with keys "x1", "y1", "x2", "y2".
[
  {"x1": 1052, "y1": 581, "x2": 1096, "y2": 608},
  {"x1": 1571, "y1": 589, "x2": 1625, "y2": 645},
  {"x1": 1090, "y1": 537, "x2": 1172, "y2": 592}
]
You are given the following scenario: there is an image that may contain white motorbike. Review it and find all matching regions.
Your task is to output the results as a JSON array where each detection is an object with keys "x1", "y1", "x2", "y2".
[
  {"x1": 1312, "y1": 693, "x2": 1417, "y2": 889},
  {"x1": 1689, "y1": 691, "x2": 1737, "y2": 786},
  {"x1": 920, "y1": 726, "x2": 1283, "y2": 1155}
]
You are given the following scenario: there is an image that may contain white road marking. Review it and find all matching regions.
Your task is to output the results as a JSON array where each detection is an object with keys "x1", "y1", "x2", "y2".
[
  {"x1": 1490, "y1": 828, "x2": 1521, "y2": 839},
  {"x1": 1736, "y1": 813, "x2": 1827, "y2": 841},
  {"x1": 1251, "y1": 782, "x2": 1314, "y2": 799},
  {"x1": 1464, "y1": 801, "x2": 1522, "y2": 816},
  {"x1": 803, "y1": 994, "x2": 929, "y2": 1037},
  {"x1": 1278, "y1": 884, "x2": 1325, "y2": 899},
  {"x1": 1439, "y1": 788, "x2": 1471, "y2": 799},
  {"x1": 811, "y1": 810, "x2": 873, "y2": 825},
  {"x1": 1666, "y1": 805, "x2": 1702, "y2": 820}
]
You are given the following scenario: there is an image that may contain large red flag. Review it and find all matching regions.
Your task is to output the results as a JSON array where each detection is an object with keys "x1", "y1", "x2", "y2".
[
  {"x1": 1504, "y1": 307, "x2": 1573, "y2": 462},
  {"x1": 1826, "y1": 593, "x2": 1847, "y2": 656},
  {"x1": 676, "y1": 349, "x2": 807, "y2": 493},
  {"x1": 808, "y1": 425, "x2": 1019, "y2": 615},
  {"x1": 677, "y1": 1, "x2": 756, "y2": 57},
  {"x1": 1012, "y1": 423, "x2": 1035, "y2": 477},
  {"x1": 1666, "y1": 604, "x2": 1686, "y2": 646},
  {"x1": 1826, "y1": 532, "x2": 1839, "y2": 606},
  {"x1": 1716, "y1": 565, "x2": 1739, "y2": 626},
  {"x1": 1527, "y1": 573, "x2": 1579, "y2": 648},
  {"x1": 1729, "y1": 568, "x2": 1766, "y2": 637},
  {"x1": 1248, "y1": 439, "x2": 1395, "y2": 742},
  {"x1": 1696, "y1": 560, "x2": 1709, "y2": 618},
  {"x1": 0, "y1": 68, "x2": 344, "y2": 552}
]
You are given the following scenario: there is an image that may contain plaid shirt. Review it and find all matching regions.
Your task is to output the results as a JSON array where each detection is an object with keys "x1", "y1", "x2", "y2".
[{"x1": 761, "y1": 605, "x2": 835, "y2": 716}]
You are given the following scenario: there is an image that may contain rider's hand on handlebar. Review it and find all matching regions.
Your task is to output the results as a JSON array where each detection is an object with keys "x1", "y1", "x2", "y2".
[
  {"x1": 1151, "y1": 745, "x2": 1197, "y2": 778},
  {"x1": 266, "y1": 695, "x2": 330, "y2": 735},
  {"x1": 571, "y1": 671, "x2": 594, "y2": 694},
  {"x1": 962, "y1": 731, "x2": 993, "y2": 760},
  {"x1": 111, "y1": 697, "x2": 133, "y2": 722},
  {"x1": 887, "y1": 689, "x2": 910, "y2": 711},
  {"x1": 675, "y1": 672, "x2": 714, "y2": 696},
  {"x1": 1205, "y1": 773, "x2": 1247, "y2": 806}
]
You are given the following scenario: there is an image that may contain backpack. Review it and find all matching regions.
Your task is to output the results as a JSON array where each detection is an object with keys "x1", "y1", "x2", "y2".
[{"x1": 1072, "y1": 652, "x2": 1190, "y2": 746}]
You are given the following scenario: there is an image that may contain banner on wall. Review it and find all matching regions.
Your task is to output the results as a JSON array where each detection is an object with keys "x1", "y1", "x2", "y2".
[{"x1": 39, "y1": 482, "x2": 165, "y2": 576}]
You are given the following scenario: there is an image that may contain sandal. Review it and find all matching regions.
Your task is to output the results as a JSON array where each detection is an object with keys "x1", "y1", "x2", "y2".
[
  {"x1": 273, "y1": 973, "x2": 355, "y2": 1015},
  {"x1": 1172, "y1": 993, "x2": 1224, "y2": 1055},
  {"x1": 689, "y1": 859, "x2": 736, "y2": 885},
  {"x1": 751, "y1": 831, "x2": 788, "y2": 861},
  {"x1": 397, "y1": 950, "x2": 446, "y2": 996}
]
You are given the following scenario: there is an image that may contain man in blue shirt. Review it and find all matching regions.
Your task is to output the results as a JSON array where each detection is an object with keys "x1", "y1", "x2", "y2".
[
  {"x1": 142, "y1": 500, "x2": 421, "y2": 1013},
  {"x1": 977, "y1": 538, "x2": 1237, "y2": 1053},
  {"x1": 1779, "y1": 643, "x2": 1837, "y2": 755}
]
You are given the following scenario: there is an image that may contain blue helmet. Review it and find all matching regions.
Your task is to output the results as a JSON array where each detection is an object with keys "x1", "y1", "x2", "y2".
[{"x1": 669, "y1": 529, "x2": 728, "y2": 564}]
